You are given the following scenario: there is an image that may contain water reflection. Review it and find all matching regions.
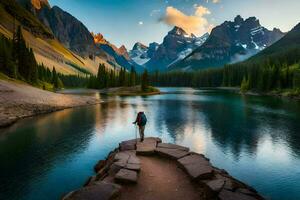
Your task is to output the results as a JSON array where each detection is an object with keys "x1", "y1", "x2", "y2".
[{"x1": 1, "y1": 88, "x2": 300, "y2": 200}]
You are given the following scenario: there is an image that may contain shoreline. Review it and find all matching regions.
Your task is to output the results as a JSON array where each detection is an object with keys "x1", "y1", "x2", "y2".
[
  {"x1": 0, "y1": 79, "x2": 101, "y2": 129},
  {"x1": 0, "y1": 103, "x2": 101, "y2": 129},
  {"x1": 63, "y1": 137, "x2": 265, "y2": 200},
  {"x1": 195, "y1": 86, "x2": 300, "y2": 100}
]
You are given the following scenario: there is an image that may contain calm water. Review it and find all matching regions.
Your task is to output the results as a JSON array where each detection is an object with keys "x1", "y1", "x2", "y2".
[{"x1": 1, "y1": 88, "x2": 300, "y2": 200}]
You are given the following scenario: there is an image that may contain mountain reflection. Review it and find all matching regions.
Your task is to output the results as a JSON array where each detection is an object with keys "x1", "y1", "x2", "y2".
[{"x1": 1, "y1": 89, "x2": 300, "y2": 200}]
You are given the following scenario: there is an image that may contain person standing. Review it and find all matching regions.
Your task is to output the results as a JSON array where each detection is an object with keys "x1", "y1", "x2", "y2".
[{"x1": 133, "y1": 112, "x2": 147, "y2": 142}]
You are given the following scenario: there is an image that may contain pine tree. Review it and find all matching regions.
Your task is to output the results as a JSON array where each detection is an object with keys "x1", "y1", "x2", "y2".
[
  {"x1": 52, "y1": 67, "x2": 58, "y2": 86},
  {"x1": 28, "y1": 48, "x2": 38, "y2": 83},
  {"x1": 141, "y1": 69, "x2": 149, "y2": 91},
  {"x1": 129, "y1": 66, "x2": 136, "y2": 86},
  {"x1": 240, "y1": 76, "x2": 249, "y2": 93},
  {"x1": 97, "y1": 63, "x2": 107, "y2": 88}
]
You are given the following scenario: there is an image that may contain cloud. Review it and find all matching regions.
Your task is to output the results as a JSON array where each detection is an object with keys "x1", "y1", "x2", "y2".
[
  {"x1": 150, "y1": 9, "x2": 161, "y2": 17},
  {"x1": 161, "y1": 6, "x2": 213, "y2": 36},
  {"x1": 138, "y1": 21, "x2": 144, "y2": 25},
  {"x1": 206, "y1": 0, "x2": 220, "y2": 3}
]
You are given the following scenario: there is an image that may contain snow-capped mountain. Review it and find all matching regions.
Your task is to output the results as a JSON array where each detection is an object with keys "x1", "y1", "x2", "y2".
[
  {"x1": 129, "y1": 42, "x2": 151, "y2": 65},
  {"x1": 144, "y1": 26, "x2": 209, "y2": 71},
  {"x1": 170, "y1": 15, "x2": 285, "y2": 71}
]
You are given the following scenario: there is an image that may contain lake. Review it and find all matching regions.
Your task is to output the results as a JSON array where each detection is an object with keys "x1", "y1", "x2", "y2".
[{"x1": 1, "y1": 88, "x2": 300, "y2": 200}]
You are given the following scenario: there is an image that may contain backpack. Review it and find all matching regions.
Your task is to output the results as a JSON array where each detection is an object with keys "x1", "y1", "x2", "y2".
[{"x1": 139, "y1": 113, "x2": 147, "y2": 126}]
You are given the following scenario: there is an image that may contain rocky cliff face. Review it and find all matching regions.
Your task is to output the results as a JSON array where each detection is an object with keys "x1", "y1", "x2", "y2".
[
  {"x1": 170, "y1": 15, "x2": 285, "y2": 71},
  {"x1": 37, "y1": 6, "x2": 98, "y2": 57},
  {"x1": 16, "y1": 0, "x2": 98, "y2": 57},
  {"x1": 92, "y1": 32, "x2": 140, "y2": 71},
  {"x1": 145, "y1": 26, "x2": 208, "y2": 71},
  {"x1": 147, "y1": 42, "x2": 159, "y2": 58}
]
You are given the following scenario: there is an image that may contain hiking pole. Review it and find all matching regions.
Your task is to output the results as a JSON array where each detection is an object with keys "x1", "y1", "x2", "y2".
[{"x1": 135, "y1": 123, "x2": 138, "y2": 148}]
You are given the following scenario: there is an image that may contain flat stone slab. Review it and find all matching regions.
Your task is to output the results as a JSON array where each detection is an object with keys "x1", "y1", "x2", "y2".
[
  {"x1": 112, "y1": 151, "x2": 141, "y2": 172},
  {"x1": 218, "y1": 189, "x2": 258, "y2": 200},
  {"x1": 119, "y1": 139, "x2": 137, "y2": 151},
  {"x1": 136, "y1": 138, "x2": 160, "y2": 155},
  {"x1": 128, "y1": 155, "x2": 140, "y2": 164},
  {"x1": 115, "y1": 169, "x2": 138, "y2": 184},
  {"x1": 119, "y1": 137, "x2": 161, "y2": 152},
  {"x1": 63, "y1": 181, "x2": 121, "y2": 200},
  {"x1": 178, "y1": 153, "x2": 213, "y2": 180},
  {"x1": 157, "y1": 143, "x2": 189, "y2": 151},
  {"x1": 155, "y1": 147, "x2": 190, "y2": 160},
  {"x1": 114, "y1": 152, "x2": 131, "y2": 162},
  {"x1": 125, "y1": 163, "x2": 141, "y2": 171}
]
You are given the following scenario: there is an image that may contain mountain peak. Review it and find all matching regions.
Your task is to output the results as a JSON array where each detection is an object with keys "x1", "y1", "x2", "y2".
[
  {"x1": 118, "y1": 45, "x2": 128, "y2": 55},
  {"x1": 132, "y1": 42, "x2": 148, "y2": 51},
  {"x1": 31, "y1": 0, "x2": 50, "y2": 9},
  {"x1": 169, "y1": 26, "x2": 189, "y2": 36},
  {"x1": 234, "y1": 15, "x2": 244, "y2": 25},
  {"x1": 91, "y1": 32, "x2": 108, "y2": 45}
]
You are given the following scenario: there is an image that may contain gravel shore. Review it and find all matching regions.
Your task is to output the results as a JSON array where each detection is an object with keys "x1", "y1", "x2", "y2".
[{"x1": 0, "y1": 80, "x2": 101, "y2": 128}]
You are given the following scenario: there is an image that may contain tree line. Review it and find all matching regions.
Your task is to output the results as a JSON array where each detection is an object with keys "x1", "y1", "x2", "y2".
[
  {"x1": 0, "y1": 27, "x2": 150, "y2": 92},
  {"x1": 87, "y1": 64, "x2": 150, "y2": 91},
  {"x1": 148, "y1": 47, "x2": 300, "y2": 92}
]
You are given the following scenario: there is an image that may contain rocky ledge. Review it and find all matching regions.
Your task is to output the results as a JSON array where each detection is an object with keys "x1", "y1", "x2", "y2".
[{"x1": 62, "y1": 137, "x2": 265, "y2": 200}]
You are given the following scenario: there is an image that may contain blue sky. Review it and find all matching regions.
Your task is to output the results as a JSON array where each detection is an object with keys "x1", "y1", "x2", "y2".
[{"x1": 49, "y1": 0, "x2": 300, "y2": 49}]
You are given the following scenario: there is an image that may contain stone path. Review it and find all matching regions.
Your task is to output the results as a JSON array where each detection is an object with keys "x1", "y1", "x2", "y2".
[
  {"x1": 119, "y1": 156, "x2": 202, "y2": 200},
  {"x1": 63, "y1": 137, "x2": 265, "y2": 200}
]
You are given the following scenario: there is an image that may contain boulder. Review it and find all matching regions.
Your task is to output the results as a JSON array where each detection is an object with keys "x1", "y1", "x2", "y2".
[
  {"x1": 94, "y1": 160, "x2": 106, "y2": 173},
  {"x1": 155, "y1": 147, "x2": 190, "y2": 160},
  {"x1": 62, "y1": 181, "x2": 121, "y2": 200},
  {"x1": 177, "y1": 153, "x2": 213, "y2": 180},
  {"x1": 218, "y1": 189, "x2": 258, "y2": 200},
  {"x1": 115, "y1": 169, "x2": 138, "y2": 184},
  {"x1": 157, "y1": 143, "x2": 189, "y2": 151},
  {"x1": 236, "y1": 188, "x2": 258, "y2": 197},
  {"x1": 205, "y1": 179, "x2": 225, "y2": 193},
  {"x1": 215, "y1": 174, "x2": 246, "y2": 191}
]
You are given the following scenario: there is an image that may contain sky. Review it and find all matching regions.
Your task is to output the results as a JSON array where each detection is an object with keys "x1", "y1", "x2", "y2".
[{"x1": 49, "y1": 0, "x2": 300, "y2": 50}]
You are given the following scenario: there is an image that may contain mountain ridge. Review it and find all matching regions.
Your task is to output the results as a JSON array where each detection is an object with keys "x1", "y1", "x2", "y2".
[
  {"x1": 170, "y1": 15, "x2": 285, "y2": 71},
  {"x1": 144, "y1": 26, "x2": 209, "y2": 71}
]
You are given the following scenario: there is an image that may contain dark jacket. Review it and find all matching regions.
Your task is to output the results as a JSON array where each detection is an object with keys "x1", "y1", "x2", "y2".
[{"x1": 134, "y1": 112, "x2": 146, "y2": 127}]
